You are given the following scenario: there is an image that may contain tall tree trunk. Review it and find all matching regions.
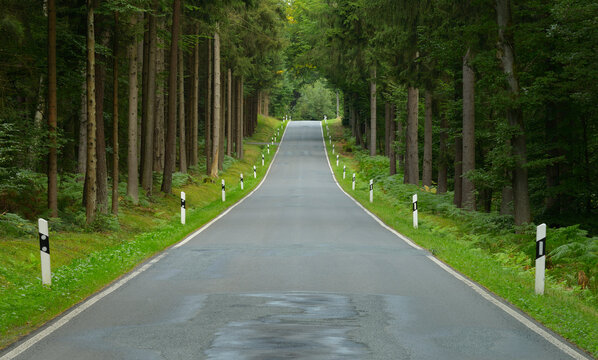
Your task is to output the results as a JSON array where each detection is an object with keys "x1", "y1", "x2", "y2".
[
  {"x1": 226, "y1": 68, "x2": 232, "y2": 156},
  {"x1": 236, "y1": 76, "x2": 244, "y2": 159},
  {"x1": 397, "y1": 113, "x2": 404, "y2": 171},
  {"x1": 127, "y1": 14, "x2": 139, "y2": 204},
  {"x1": 218, "y1": 70, "x2": 225, "y2": 170},
  {"x1": 405, "y1": 87, "x2": 419, "y2": 185},
  {"x1": 141, "y1": 1, "x2": 157, "y2": 195},
  {"x1": 209, "y1": 31, "x2": 221, "y2": 178},
  {"x1": 139, "y1": 15, "x2": 149, "y2": 181},
  {"x1": 111, "y1": 12, "x2": 119, "y2": 215},
  {"x1": 153, "y1": 15, "x2": 165, "y2": 172},
  {"x1": 190, "y1": 25, "x2": 199, "y2": 167},
  {"x1": 95, "y1": 31, "x2": 108, "y2": 214},
  {"x1": 462, "y1": 49, "x2": 476, "y2": 210},
  {"x1": 453, "y1": 136, "x2": 463, "y2": 208},
  {"x1": 47, "y1": 0, "x2": 58, "y2": 217},
  {"x1": 389, "y1": 104, "x2": 397, "y2": 176},
  {"x1": 369, "y1": 67, "x2": 376, "y2": 156},
  {"x1": 384, "y1": 102, "x2": 390, "y2": 156},
  {"x1": 437, "y1": 112, "x2": 448, "y2": 193},
  {"x1": 422, "y1": 90, "x2": 433, "y2": 187},
  {"x1": 161, "y1": 0, "x2": 181, "y2": 193},
  {"x1": 496, "y1": 0, "x2": 530, "y2": 225},
  {"x1": 205, "y1": 38, "x2": 212, "y2": 173},
  {"x1": 78, "y1": 78, "x2": 87, "y2": 175},
  {"x1": 85, "y1": 0, "x2": 97, "y2": 224},
  {"x1": 178, "y1": 46, "x2": 187, "y2": 173},
  {"x1": 336, "y1": 90, "x2": 340, "y2": 119}
]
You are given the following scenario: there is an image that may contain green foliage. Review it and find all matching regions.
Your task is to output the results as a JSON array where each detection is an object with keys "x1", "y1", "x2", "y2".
[
  {"x1": 0, "y1": 213, "x2": 37, "y2": 238},
  {"x1": 292, "y1": 79, "x2": 336, "y2": 120}
]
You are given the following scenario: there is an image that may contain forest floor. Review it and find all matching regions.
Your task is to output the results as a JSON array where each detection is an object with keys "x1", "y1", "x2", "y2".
[
  {"x1": 322, "y1": 117, "x2": 598, "y2": 358},
  {"x1": 0, "y1": 115, "x2": 285, "y2": 350}
]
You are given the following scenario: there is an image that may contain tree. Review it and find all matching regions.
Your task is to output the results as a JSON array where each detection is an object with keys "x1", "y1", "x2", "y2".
[
  {"x1": 422, "y1": 90, "x2": 433, "y2": 187},
  {"x1": 369, "y1": 66, "x2": 376, "y2": 156},
  {"x1": 47, "y1": 0, "x2": 58, "y2": 218},
  {"x1": 461, "y1": 48, "x2": 475, "y2": 210},
  {"x1": 209, "y1": 30, "x2": 221, "y2": 178},
  {"x1": 111, "y1": 12, "x2": 119, "y2": 215},
  {"x1": 178, "y1": 46, "x2": 187, "y2": 173},
  {"x1": 405, "y1": 87, "x2": 419, "y2": 185},
  {"x1": 127, "y1": 14, "x2": 139, "y2": 204},
  {"x1": 85, "y1": 0, "x2": 97, "y2": 224}
]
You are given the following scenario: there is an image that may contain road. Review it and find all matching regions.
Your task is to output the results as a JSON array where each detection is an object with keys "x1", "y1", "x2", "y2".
[{"x1": 3, "y1": 121, "x2": 588, "y2": 359}]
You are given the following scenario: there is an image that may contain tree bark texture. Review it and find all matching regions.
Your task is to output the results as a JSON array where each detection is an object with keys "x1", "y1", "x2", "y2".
[
  {"x1": 497, "y1": 0, "x2": 531, "y2": 225},
  {"x1": 405, "y1": 86, "x2": 419, "y2": 185},
  {"x1": 78, "y1": 77, "x2": 88, "y2": 175},
  {"x1": 141, "y1": 0, "x2": 157, "y2": 195},
  {"x1": 95, "y1": 31, "x2": 108, "y2": 214},
  {"x1": 178, "y1": 46, "x2": 187, "y2": 173},
  {"x1": 218, "y1": 69, "x2": 224, "y2": 170},
  {"x1": 127, "y1": 14, "x2": 139, "y2": 204},
  {"x1": 209, "y1": 31, "x2": 221, "y2": 178},
  {"x1": 161, "y1": 0, "x2": 180, "y2": 193},
  {"x1": 369, "y1": 67, "x2": 376, "y2": 156},
  {"x1": 226, "y1": 68, "x2": 232, "y2": 156},
  {"x1": 47, "y1": 0, "x2": 58, "y2": 217},
  {"x1": 85, "y1": 0, "x2": 97, "y2": 224},
  {"x1": 453, "y1": 136, "x2": 463, "y2": 208},
  {"x1": 191, "y1": 27, "x2": 199, "y2": 167},
  {"x1": 153, "y1": 16, "x2": 165, "y2": 173},
  {"x1": 111, "y1": 12, "x2": 119, "y2": 215},
  {"x1": 437, "y1": 113, "x2": 448, "y2": 193},
  {"x1": 389, "y1": 104, "x2": 397, "y2": 176},
  {"x1": 236, "y1": 76, "x2": 243, "y2": 159},
  {"x1": 422, "y1": 90, "x2": 433, "y2": 187},
  {"x1": 462, "y1": 49, "x2": 476, "y2": 210},
  {"x1": 205, "y1": 38, "x2": 212, "y2": 173}
]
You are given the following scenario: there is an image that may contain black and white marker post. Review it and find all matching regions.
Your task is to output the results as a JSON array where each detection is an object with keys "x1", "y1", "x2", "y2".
[
  {"x1": 267, "y1": 144, "x2": 270, "y2": 154},
  {"x1": 38, "y1": 218, "x2": 51, "y2": 285},
  {"x1": 412, "y1": 194, "x2": 418, "y2": 229},
  {"x1": 352, "y1": 173, "x2": 356, "y2": 190},
  {"x1": 332, "y1": 144, "x2": 335, "y2": 154},
  {"x1": 336, "y1": 154, "x2": 339, "y2": 166},
  {"x1": 343, "y1": 165, "x2": 346, "y2": 179},
  {"x1": 221, "y1": 179, "x2": 226, "y2": 202},
  {"x1": 369, "y1": 179, "x2": 374, "y2": 203},
  {"x1": 240, "y1": 173, "x2": 244, "y2": 190},
  {"x1": 180, "y1": 191, "x2": 186, "y2": 225},
  {"x1": 262, "y1": 154, "x2": 265, "y2": 166},
  {"x1": 535, "y1": 223, "x2": 546, "y2": 295},
  {"x1": 253, "y1": 165, "x2": 257, "y2": 178}
]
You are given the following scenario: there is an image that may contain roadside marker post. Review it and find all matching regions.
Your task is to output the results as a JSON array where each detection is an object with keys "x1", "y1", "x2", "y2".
[
  {"x1": 332, "y1": 144, "x2": 335, "y2": 154},
  {"x1": 536, "y1": 223, "x2": 546, "y2": 295},
  {"x1": 240, "y1": 173, "x2": 244, "y2": 190},
  {"x1": 38, "y1": 219, "x2": 51, "y2": 286},
  {"x1": 267, "y1": 144, "x2": 270, "y2": 154},
  {"x1": 262, "y1": 154, "x2": 265, "y2": 166},
  {"x1": 221, "y1": 179, "x2": 226, "y2": 202},
  {"x1": 343, "y1": 165, "x2": 346, "y2": 179},
  {"x1": 336, "y1": 154, "x2": 339, "y2": 166},
  {"x1": 352, "y1": 173, "x2": 356, "y2": 190},
  {"x1": 253, "y1": 165, "x2": 257, "y2": 178},
  {"x1": 369, "y1": 179, "x2": 374, "y2": 203},
  {"x1": 329, "y1": 136, "x2": 331, "y2": 145},
  {"x1": 180, "y1": 192, "x2": 186, "y2": 225},
  {"x1": 412, "y1": 194, "x2": 418, "y2": 229}
]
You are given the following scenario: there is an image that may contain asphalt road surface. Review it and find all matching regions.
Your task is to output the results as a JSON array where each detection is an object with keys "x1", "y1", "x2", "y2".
[{"x1": 3, "y1": 121, "x2": 589, "y2": 359}]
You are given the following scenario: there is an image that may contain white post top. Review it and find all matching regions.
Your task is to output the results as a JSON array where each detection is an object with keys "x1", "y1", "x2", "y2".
[
  {"x1": 181, "y1": 191, "x2": 185, "y2": 200},
  {"x1": 38, "y1": 218, "x2": 48, "y2": 236},
  {"x1": 240, "y1": 173, "x2": 243, "y2": 179},
  {"x1": 222, "y1": 179, "x2": 225, "y2": 185},
  {"x1": 370, "y1": 179, "x2": 373, "y2": 184},
  {"x1": 537, "y1": 223, "x2": 546, "y2": 241},
  {"x1": 413, "y1": 194, "x2": 418, "y2": 202}
]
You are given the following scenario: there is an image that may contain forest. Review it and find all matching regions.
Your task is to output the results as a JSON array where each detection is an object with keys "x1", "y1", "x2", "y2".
[{"x1": 1, "y1": 0, "x2": 598, "y2": 353}]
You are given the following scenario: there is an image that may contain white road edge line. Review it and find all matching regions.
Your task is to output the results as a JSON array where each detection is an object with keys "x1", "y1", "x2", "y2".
[
  {"x1": 319, "y1": 123, "x2": 589, "y2": 360},
  {"x1": 1, "y1": 121, "x2": 289, "y2": 360}
]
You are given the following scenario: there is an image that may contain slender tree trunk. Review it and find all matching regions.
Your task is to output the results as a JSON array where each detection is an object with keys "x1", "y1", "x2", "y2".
[
  {"x1": 236, "y1": 76, "x2": 244, "y2": 159},
  {"x1": 139, "y1": 16, "x2": 149, "y2": 181},
  {"x1": 161, "y1": 0, "x2": 180, "y2": 193},
  {"x1": 191, "y1": 25, "x2": 199, "y2": 167},
  {"x1": 47, "y1": 0, "x2": 58, "y2": 217},
  {"x1": 141, "y1": 0, "x2": 157, "y2": 195},
  {"x1": 78, "y1": 78, "x2": 87, "y2": 175},
  {"x1": 95, "y1": 31, "x2": 108, "y2": 214},
  {"x1": 153, "y1": 15, "x2": 165, "y2": 172},
  {"x1": 111, "y1": 12, "x2": 119, "y2": 215},
  {"x1": 226, "y1": 68, "x2": 232, "y2": 156},
  {"x1": 453, "y1": 136, "x2": 463, "y2": 208},
  {"x1": 178, "y1": 46, "x2": 187, "y2": 173},
  {"x1": 218, "y1": 71, "x2": 225, "y2": 170},
  {"x1": 389, "y1": 104, "x2": 397, "y2": 176},
  {"x1": 437, "y1": 112, "x2": 448, "y2": 193},
  {"x1": 209, "y1": 31, "x2": 221, "y2": 177},
  {"x1": 405, "y1": 87, "x2": 419, "y2": 184},
  {"x1": 422, "y1": 90, "x2": 433, "y2": 187},
  {"x1": 497, "y1": 0, "x2": 530, "y2": 225},
  {"x1": 397, "y1": 113, "x2": 404, "y2": 171},
  {"x1": 85, "y1": 0, "x2": 97, "y2": 224},
  {"x1": 369, "y1": 67, "x2": 376, "y2": 156},
  {"x1": 384, "y1": 102, "x2": 390, "y2": 156},
  {"x1": 126, "y1": 14, "x2": 139, "y2": 204},
  {"x1": 205, "y1": 38, "x2": 212, "y2": 173},
  {"x1": 336, "y1": 90, "x2": 340, "y2": 119},
  {"x1": 462, "y1": 49, "x2": 476, "y2": 210}
]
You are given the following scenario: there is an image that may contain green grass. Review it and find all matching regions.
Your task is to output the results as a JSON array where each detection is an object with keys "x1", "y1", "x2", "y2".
[
  {"x1": 0, "y1": 115, "x2": 287, "y2": 349},
  {"x1": 322, "y1": 117, "x2": 598, "y2": 358}
]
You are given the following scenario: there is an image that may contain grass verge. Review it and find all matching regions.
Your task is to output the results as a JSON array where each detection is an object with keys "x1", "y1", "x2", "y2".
[
  {"x1": 322, "y1": 117, "x2": 598, "y2": 358},
  {"x1": 0, "y1": 115, "x2": 287, "y2": 350}
]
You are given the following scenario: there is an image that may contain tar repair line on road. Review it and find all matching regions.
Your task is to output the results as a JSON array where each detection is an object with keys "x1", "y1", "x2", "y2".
[
  {"x1": 0, "y1": 123, "x2": 289, "y2": 360},
  {"x1": 319, "y1": 123, "x2": 590, "y2": 360}
]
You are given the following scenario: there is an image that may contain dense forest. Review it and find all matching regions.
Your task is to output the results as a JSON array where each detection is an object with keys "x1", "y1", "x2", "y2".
[{"x1": 1, "y1": 0, "x2": 597, "y2": 274}]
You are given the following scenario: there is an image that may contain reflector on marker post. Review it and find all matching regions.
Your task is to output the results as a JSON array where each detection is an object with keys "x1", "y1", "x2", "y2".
[
  {"x1": 253, "y1": 165, "x2": 257, "y2": 178},
  {"x1": 343, "y1": 165, "x2": 346, "y2": 179},
  {"x1": 352, "y1": 173, "x2": 356, "y2": 190},
  {"x1": 240, "y1": 173, "x2": 244, "y2": 190},
  {"x1": 221, "y1": 179, "x2": 226, "y2": 202},
  {"x1": 369, "y1": 179, "x2": 374, "y2": 203},
  {"x1": 412, "y1": 194, "x2": 418, "y2": 229},
  {"x1": 180, "y1": 192, "x2": 186, "y2": 225},
  {"x1": 38, "y1": 218, "x2": 51, "y2": 285},
  {"x1": 535, "y1": 223, "x2": 546, "y2": 295}
]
